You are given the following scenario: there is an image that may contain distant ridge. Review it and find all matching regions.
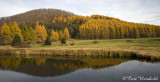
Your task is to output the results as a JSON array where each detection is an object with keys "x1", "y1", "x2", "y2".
[{"x1": 0, "y1": 8, "x2": 75, "y2": 26}]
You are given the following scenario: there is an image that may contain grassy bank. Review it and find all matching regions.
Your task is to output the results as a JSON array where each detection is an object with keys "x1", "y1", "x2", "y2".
[
  {"x1": 0, "y1": 38, "x2": 160, "y2": 59},
  {"x1": 32, "y1": 38, "x2": 160, "y2": 48}
]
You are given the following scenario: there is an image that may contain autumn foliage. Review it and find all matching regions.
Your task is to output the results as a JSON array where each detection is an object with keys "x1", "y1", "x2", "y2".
[
  {"x1": 63, "y1": 28, "x2": 70, "y2": 40},
  {"x1": 50, "y1": 30, "x2": 59, "y2": 41},
  {"x1": 79, "y1": 15, "x2": 160, "y2": 39},
  {"x1": 35, "y1": 21, "x2": 48, "y2": 43},
  {"x1": 0, "y1": 14, "x2": 160, "y2": 46},
  {"x1": 0, "y1": 23, "x2": 12, "y2": 44}
]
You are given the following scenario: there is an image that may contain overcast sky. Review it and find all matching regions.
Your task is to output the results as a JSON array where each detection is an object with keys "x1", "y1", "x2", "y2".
[{"x1": 0, "y1": 0, "x2": 160, "y2": 25}]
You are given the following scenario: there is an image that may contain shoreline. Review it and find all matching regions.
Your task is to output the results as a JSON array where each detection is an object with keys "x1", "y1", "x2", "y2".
[{"x1": 0, "y1": 47, "x2": 160, "y2": 60}]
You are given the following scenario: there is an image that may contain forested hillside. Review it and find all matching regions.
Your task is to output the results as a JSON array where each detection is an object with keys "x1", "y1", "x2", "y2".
[
  {"x1": 0, "y1": 9, "x2": 75, "y2": 26},
  {"x1": 79, "y1": 15, "x2": 160, "y2": 39},
  {"x1": 0, "y1": 9, "x2": 160, "y2": 45}
]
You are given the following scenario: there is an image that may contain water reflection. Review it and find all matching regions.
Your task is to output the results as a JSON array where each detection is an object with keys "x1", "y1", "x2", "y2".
[{"x1": 0, "y1": 56, "x2": 159, "y2": 77}]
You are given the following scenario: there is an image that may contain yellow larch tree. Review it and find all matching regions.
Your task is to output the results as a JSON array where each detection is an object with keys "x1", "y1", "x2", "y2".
[
  {"x1": 50, "y1": 30, "x2": 59, "y2": 41},
  {"x1": 35, "y1": 21, "x2": 41, "y2": 42},
  {"x1": 57, "y1": 16, "x2": 63, "y2": 23},
  {"x1": 9, "y1": 22, "x2": 23, "y2": 41},
  {"x1": 0, "y1": 23, "x2": 13, "y2": 43},
  {"x1": 35, "y1": 21, "x2": 48, "y2": 42},
  {"x1": 41, "y1": 25, "x2": 48, "y2": 41},
  {"x1": 63, "y1": 18, "x2": 67, "y2": 24},
  {"x1": 63, "y1": 27, "x2": 70, "y2": 40},
  {"x1": 59, "y1": 30, "x2": 63, "y2": 40},
  {"x1": 52, "y1": 20, "x2": 56, "y2": 23}
]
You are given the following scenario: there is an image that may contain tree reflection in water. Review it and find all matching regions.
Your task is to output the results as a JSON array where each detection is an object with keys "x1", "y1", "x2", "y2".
[{"x1": 0, "y1": 56, "x2": 159, "y2": 77}]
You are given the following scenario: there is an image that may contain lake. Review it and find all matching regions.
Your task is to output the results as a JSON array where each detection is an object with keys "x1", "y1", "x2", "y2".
[{"x1": 0, "y1": 56, "x2": 159, "y2": 82}]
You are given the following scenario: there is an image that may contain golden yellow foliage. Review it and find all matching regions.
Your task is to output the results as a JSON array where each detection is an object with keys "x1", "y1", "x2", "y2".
[
  {"x1": 35, "y1": 58, "x2": 46, "y2": 66},
  {"x1": 35, "y1": 21, "x2": 48, "y2": 42},
  {"x1": 10, "y1": 22, "x2": 23, "y2": 41},
  {"x1": 0, "y1": 23, "x2": 13, "y2": 43},
  {"x1": 59, "y1": 30, "x2": 63, "y2": 40},
  {"x1": 50, "y1": 30, "x2": 59, "y2": 41},
  {"x1": 1, "y1": 58, "x2": 11, "y2": 69},
  {"x1": 63, "y1": 27, "x2": 70, "y2": 40}
]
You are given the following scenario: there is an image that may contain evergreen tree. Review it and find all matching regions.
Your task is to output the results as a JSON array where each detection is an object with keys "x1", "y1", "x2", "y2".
[
  {"x1": 12, "y1": 34, "x2": 21, "y2": 46},
  {"x1": 21, "y1": 23, "x2": 30, "y2": 42},
  {"x1": 44, "y1": 36, "x2": 51, "y2": 45},
  {"x1": 61, "y1": 38, "x2": 66, "y2": 44},
  {"x1": 28, "y1": 27, "x2": 36, "y2": 41}
]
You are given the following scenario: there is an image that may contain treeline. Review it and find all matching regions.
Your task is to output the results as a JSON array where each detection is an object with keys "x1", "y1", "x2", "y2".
[
  {"x1": 1, "y1": 14, "x2": 160, "y2": 44},
  {"x1": 52, "y1": 15, "x2": 89, "y2": 24},
  {"x1": 49, "y1": 15, "x2": 116, "y2": 38},
  {"x1": 50, "y1": 15, "x2": 90, "y2": 38},
  {"x1": 0, "y1": 21, "x2": 70, "y2": 45},
  {"x1": 52, "y1": 14, "x2": 160, "y2": 39},
  {"x1": 79, "y1": 15, "x2": 160, "y2": 39}
]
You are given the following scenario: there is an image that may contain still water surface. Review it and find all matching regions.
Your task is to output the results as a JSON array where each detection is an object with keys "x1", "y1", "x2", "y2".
[{"x1": 0, "y1": 56, "x2": 159, "y2": 82}]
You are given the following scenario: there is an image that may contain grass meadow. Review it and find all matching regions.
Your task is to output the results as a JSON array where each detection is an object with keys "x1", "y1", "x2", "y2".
[
  {"x1": 0, "y1": 38, "x2": 160, "y2": 59},
  {"x1": 30, "y1": 38, "x2": 160, "y2": 48}
]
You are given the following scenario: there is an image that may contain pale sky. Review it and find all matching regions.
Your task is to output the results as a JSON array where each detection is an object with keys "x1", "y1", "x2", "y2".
[{"x1": 0, "y1": 0, "x2": 160, "y2": 25}]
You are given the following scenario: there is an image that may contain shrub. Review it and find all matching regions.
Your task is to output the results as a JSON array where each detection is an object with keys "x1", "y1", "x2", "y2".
[
  {"x1": 70, "y1": 42, "x2": 75, "y2": 46},
  {"x1": 92, "y1": 40, "x2": 99, "y2": 44},
  {"x1": 126, "y1": 40, "x2": 133, "y2": 43},
  {"x1": 61, "y1": 38, "x2": 66, "y2": 44},
  {"x1": 12, "y1": 34, "x2": 22, "y2": 46},
  {"x1": 44, "y1": 36, "x2": 51, "y2": 45}
]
